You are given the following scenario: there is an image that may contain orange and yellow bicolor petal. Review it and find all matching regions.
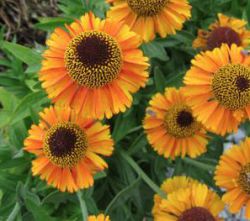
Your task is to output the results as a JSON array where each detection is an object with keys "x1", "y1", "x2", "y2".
[
  {"x1": 107, "y1": 0, "x2": 191, "y2": 42},
  {"x1": 153, "y1": 176, "x2": 224, "y2": 221},
  {"x1": 143, "y1": 87, "x2": 208, "y2": 159},
  {"x1": 215, "y1": 137, "x2": 250, "y2": 219},
  {"x1": 24, "y1": 105, "x2": 114, "y2": 192},
  {"x1": 88, "y1": 214, "x2": 110, "y2": 221},
  {"x1": 193, "y1": 13, "x2": 250, "y2": 50},
  {"x1": 184, "y1": 44, "x2": 250, "y2": 135},
  {"x1": 40, "y1": 13, "x2": 149, "y2": 119}
]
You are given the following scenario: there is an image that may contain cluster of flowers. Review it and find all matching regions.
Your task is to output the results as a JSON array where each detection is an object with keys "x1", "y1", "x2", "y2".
[{"x1": 24, "y1": 0, "x2": 250, "y2": 220}]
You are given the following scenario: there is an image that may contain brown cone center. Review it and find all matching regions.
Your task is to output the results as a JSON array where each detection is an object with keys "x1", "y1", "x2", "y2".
[
  {"x1": 176, "y1": 110, "x2": 194, "y2": 127},
  {"x1": 178, "y1": 207, "x2": 215, "y2": 221},
  {"x1": 236, "y1": 76, "x2": 250, "y2": 91},
  {"x1": 207, "y1": 26, "x2": 241, "y2": 50}
]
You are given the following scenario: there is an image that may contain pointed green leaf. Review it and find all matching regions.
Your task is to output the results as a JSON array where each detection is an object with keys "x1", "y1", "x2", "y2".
[{"x1": 2, "y1": 41, "x2": 42, "y2": 66}]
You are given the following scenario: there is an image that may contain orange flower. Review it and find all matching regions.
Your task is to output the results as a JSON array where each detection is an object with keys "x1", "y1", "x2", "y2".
[
  {"x1": 193, "y1": 13, "x2": 250, "y2": 50},
  {"x1": 88, "y1": 214, "x2": 110, "y2": 221},
  {"x1": 215, "y1": 137, "x2": 250, "y2": 219},
  {"x1": 40, "y1": 13, "x2": 149, "y2": 119},
  {"x1": 24, "y1": 106, "x2": 113, "y2": 192},
  {"x1": 106, "y1": 0, "x2": 191, "y2": 42},
  {"x1": 184, "y1": 44, "x2": 250, "y2": 135},
  {"x1": 153, "y1": 176, "x2": 224, "y2": 221},
  {"x1": 143, "y1": 87, "x2": 208, "y2": 159}
]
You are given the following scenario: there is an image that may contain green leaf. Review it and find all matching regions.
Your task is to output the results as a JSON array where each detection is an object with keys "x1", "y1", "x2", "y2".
[
  {"x1": 0, "y1": 88, "x2": 17, "y2": 127},
  {"x1": 171, "y1": 31, "x2": 194, "y2": 44},
  {"x1": 165, "y1": 70, "x2": 185, "y2": 88},
  {"x1": 119, "y1": 150, "x2": 166, "y2": 198},
  {"x1": 0, "y1": 87, "x2": 17, "y2": 111},
  {"x1": 127, "y1": 133, "x2": 147, "y2": 155},
  {"x1": 0, "y1": 172, "x2": 21, "y2": 191},
  {"x1": 58, "y1": 0, "x2": 87, "y2": 18},
  {"x1": 94, "y1": 171, "x2": 107, "y2": 180},
  {"x1": 154, "y1": 66, "x2": 166, "y2": 93},
  {"x1": 34, "y1": 17, "x2": 73, "y2": 31},
  {"x1": 105, "y1": 176, "x2": 141, "y2": 214},
  {"x1": 229, "y1": 0, "x2": 243, "y2": 17},
  {"x1": 25, "y1": 64, "x2": 41, "y2": 74},
  {"x1": 8, "y1": 121, "x2": 27, "y2": 148},
  {"x1": 141, "y1": 41, "x2": 169, "y2": 61},
  {"x1": 2, "y1": 41, "x2": 42, "y2": 66},
  {"x1": 29, "y1": 107, "x2": 40, "y2": 124},
  {"x1": 9, "y1": 91, "x2": 49, "y2": 125},
  {"x1": 173, "y1": 158, "x2": 184, "y2": 176},
  {"x1": 112, "y1": 112, "x2": 137, "y2": 142},
  {"x1": 42, "y1": 191, "x2": 68, "y2": 205},
  {"x1": 25, "y1": 198, "x2": 55, "y2": 221},
  {"x1": 0, "y1": 157, "x2": 29, "y2": 170},
  {"x1": 245, "y1": 0, "x2": 250, "y2": 25}
]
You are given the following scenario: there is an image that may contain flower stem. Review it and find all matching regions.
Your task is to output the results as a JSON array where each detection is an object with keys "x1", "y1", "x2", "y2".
[
  {"x1": 183, "y1": 157, "x2": 216, "y2": 172},
  {"x1": 77, "y1": 191, "x2": 88, "y2": 221},
  {"x1": 6, "y1": 202, "x2": 20, "y2": 221},
  {"x1": 119, "y1": 150, "x2": 166, "y2": 198}
]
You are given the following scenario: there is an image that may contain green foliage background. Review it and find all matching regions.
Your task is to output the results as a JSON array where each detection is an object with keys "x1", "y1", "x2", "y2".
[{"x1": 1, "y1": 0, "x2": 250, "y2": 220}]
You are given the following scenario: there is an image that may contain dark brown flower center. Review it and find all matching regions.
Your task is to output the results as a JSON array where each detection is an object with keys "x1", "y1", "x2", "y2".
[
  {"x1": 44, "y1": 122, "x2": 88, "y2": 167},
  {"x1": 65, "y1": 31, "x2": 122, "y2": 88},
  {"x1": 236, "y1": 76, "x2": 250, "y2": 91},
  {"x1": 48, "y1": 127, "x2": 77, "y2": 157},
  {"x1": 207, "y1": 26, "x2": 241, "y2": 50},
  {"x1": 127, "y1": 0, "x2": 168, "y2": 17},
  {"x1": 177, "y1": 110, "x2": 194, "y2": 127},
  {"x1": 76, "y1": 35, "x2": 111, "y2": 67},
  {"x1": 178, "y1": 207, "x2": 215, "y2": 221},
  {"x1": 164, "y1": 104, "x2": 201, "y2": 138}
]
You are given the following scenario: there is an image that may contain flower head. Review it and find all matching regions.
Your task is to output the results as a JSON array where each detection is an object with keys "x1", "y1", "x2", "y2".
[
  {"x1": 153, "y1": 176, "x2": 224, "y2": 221},
  {"x1": 215, "y1": 137, "x2": 250, "y2": 219},
  {"x1": 24, "y1": 106, "x2": 113, "y2": 192},
  {"x1": 106, "y1": 0, "x2": 191, "y2": 42},
  {"x1": 143, "y1": 87, "x2": 208, "y2": 159},
  {"x1": 184, "y1": 44, "x2": 250, "y2": 135},
  {"x1": 40, "y1": 13, "x2": 149, "y2": 119},
  {"x1": 193, "y1": 13, "x2": 250, "y2": 50}
]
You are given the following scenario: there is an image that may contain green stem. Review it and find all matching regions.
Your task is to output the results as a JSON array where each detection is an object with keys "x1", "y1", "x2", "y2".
[
  {"x1": 77, "y1": 191, "x2": 88, "y2": 221},
  {"x1": 183, "y1": 158, "x2": 215, "y2": 172},
  {"x1": 127, "y1": 132, "x2": 145, "y2": 155},
  {"x1": 119, "y1": 150, "x2": 166, "y2": 198},
  {"x1": 127, "y1": 126, "x2": 142, "y2": 135},
  {"x1": 6, "y1": 202, "x2": 20, "y2": 221}
]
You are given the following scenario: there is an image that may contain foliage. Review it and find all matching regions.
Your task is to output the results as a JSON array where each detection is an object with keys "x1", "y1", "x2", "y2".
[{"x1": 0, "y1": 0, "x2": 250, "y2": 220}]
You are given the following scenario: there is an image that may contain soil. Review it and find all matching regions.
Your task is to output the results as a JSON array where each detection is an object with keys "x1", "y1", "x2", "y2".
[{"x1": 0, "y1": 0, "x2": 58, "y2": 45}]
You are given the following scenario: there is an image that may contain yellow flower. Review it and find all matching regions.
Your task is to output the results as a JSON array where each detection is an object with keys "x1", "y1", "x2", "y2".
[
  {"x1": 193, "y1": 13, "x2": 250, "y2": 50},
  {"x1": 106, "y1": 0, "x2": 191, "y2": 42},
  {"x1": 184, "y1": 44, "x2": 250, "y2": 135},
  {"x1": 24, "y1": 106, "x2": 113, "y2": 192},
  {"x1": 88, "y1": 214, "x2": 110, "y2": 221},
  {"x1": 153, "y1": 176, "x2": 224, "y2": 221},
  {"x1": 40, "y1": 12, "x2": 149, "y2": 119},
  {"x1": 215, "y1": 137, "x2": 250, "y2": 219},
  {"x1": 143, "y1": 87, "x2": 208, "y2": 159}
]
